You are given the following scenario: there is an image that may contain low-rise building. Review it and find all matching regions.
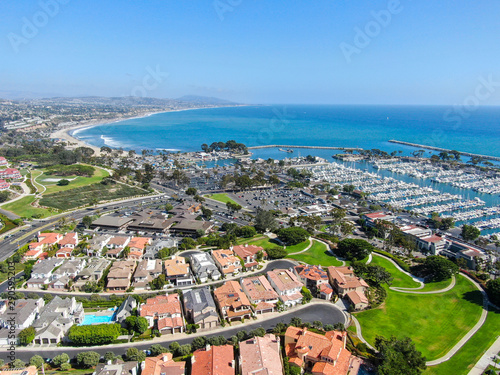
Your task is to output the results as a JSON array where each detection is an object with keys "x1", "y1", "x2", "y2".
[
  {"x1": 94, "y1": 359, "x2": 139, "y2": 375},
  {"x1": 75, "y1": 258, "x2": 110, "y2": 287},
  {"x1": 144, "y1": 238, "x2": 178, "y2": 259},
  {"x1": 284, "y1": 327, "x2": 353, "y2": 375},
  {"x1": 164, "y1": 256, "x2": 195, "y2": 286},
  {"x1": 128, "y1": 236, "x2": 152, "y2": 259},
  {"x1": 212, "y1": 249, "x2": 242, "y2": 276},
  {"x1": 87, "y1": 234, "x2": 112, "y2": 256},
  {"x1": 239, "y1": 334, "x2": 283, "y2": 375},
  {"x1": 327, "y1": 266, "x2": 369, "y2": 298},
  {"x1": 33, "y1": 296, "x2": 83, "y2": 344},
  {"x1": 232, "y1": 244, "x2": 266, "y2": 270},
  {"x1": 0, "y1": 179, "x2": 10, "y2": 190},
  {"x1": 191, "y1": 344, "x2": 235, "y2": 375},
  {"x1": 0, "y1": 168, "x2": 22, "y2": 179},
  {"x1": 190, "y1": 252, "x2": 221, "y2": 282},
  {"x1": 183, "y1": 287, "x2": 219, "y2": 330},
  {"x1": 267, "y1": 269, "x2": 303, "y2": 307},
  {"x1": 416, "y1": 234, "x2": 448, "y2": 255},
  {"x1": 133, "y1": 259, "x2": 163, "y2": 290},
  {"x1": 107, "y1": 260, "x2": 136, "y2": 291},
  {"x1": 90, "y1": 215, "x2": 134, "y2": 231},
  {"x1": 115, "y1": 296, "x2": 137, "y2": 324},
  {"x1": 294, "y1": 265, "x2": 329, "y2": 292},
  {"x1": 139, "y1": 294, "x2": 184, "y2": 334},
  {"x1": 26, "y1": 258, "x2": 65, "y2": 288},
  {"x1": 241, "y1": 275, "x2": 279, "y2": 314},
  {"x1": 214, "y1": 280, "x2": 253, "y2": 322},
  {"x1": 346, "y1": 290, "x2": 369, "y2": 310},
  {"x1": 0, "y1": 299, "x2": 44, "y2": 330},
  {"x1": 142, "y1": 353, "x2": 185, "y2": 375}
]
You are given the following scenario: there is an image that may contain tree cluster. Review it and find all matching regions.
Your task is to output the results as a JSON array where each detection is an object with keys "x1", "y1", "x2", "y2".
[
  {"x1": 336, "y1": 238, "x2": 373, "y2": 261},
  {"x1": 67, "y1": 323, "x2": 122, "y2": 345}
]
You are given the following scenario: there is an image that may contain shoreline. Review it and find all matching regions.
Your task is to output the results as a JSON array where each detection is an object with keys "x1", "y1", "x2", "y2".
[{"x1": 50, "y1": 105, "x2": 248, "y2": 155}]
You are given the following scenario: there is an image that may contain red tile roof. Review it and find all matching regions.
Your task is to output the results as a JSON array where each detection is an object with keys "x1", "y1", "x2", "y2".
[{"x1": 192, "y1": 345, "x2": 235, "y2": 375}]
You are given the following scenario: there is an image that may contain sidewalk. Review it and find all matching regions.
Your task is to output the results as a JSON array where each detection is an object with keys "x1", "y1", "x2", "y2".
[{"x1": 467, "y1": 335, "x2": 500, "y2": 374}]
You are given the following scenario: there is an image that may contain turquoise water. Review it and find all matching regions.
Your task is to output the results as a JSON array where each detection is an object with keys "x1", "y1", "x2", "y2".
[
  {"x1": 80, "y1": 313, "x2": 114, "y2": 325},
  {"x1": 73, "y1": 105, "x2": 500, "y2": 157}
]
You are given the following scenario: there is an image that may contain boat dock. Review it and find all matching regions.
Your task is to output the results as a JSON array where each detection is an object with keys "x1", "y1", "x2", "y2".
[
  {"x1": 388, "y1": 140, "x2": 500, "y2": 162},
  {"x1": 248, "y1": 145, "x2": 363, "y2": 151}
]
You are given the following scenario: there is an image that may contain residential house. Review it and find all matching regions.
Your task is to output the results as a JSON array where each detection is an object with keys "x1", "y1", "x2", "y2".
[
  {"x1": 144, "y1": 238, "x2": 178, "y2": 260},
  {"x1": 128, "y1": 237, "x2": 152, "y2": 260},
  {"x1": 183, "y1": 287, "x2": 219, "y2": 330},
  {"x1": 26, "y1": 258, "x2": 65, "y2": 288},
  {"x1": 327, "y1": 266, "x2": 369, "y2": 298},
  {"x1": 164, "y1": 256, "x2": 195, "y2": 286},
  {"x1": 294, "y1": 265, "x2": 329, "y2": 293},
  {"x1": 49, "y1": 259, "x2": 87, "y2": 289},
  {"x1": 191, "y1": 344, "x2": 235, "y2": 375},
  {"x1": 241, "y1": 275, "x2": 279, "y2": 314},
  {"x1": 0, "y1": 298, "x2": 44, "y2": 330},
  {"x1": 93, "y1": 359, "x2": 139, "y2": 375},
  {"x1": 318, "y1": 283, "x2": 334, "y2": 300},
  {"x1": 284, "y1": 327, "x2": 353, "y2": 375},
  {"x1": 132, "y1": 259, "x2": 163, "y2": 290},
  {"x1": 231, "y1": 244, "x2": 266, "y2": 270},
  {"x1": 55, "y1": 232, "x2": 79, "y2": 257},
  {"x1": 190, "y1": 252, "x2": 221, "y2": 282},
  {"x1": 239, "y1": 334, "x2": 283, "y2": 375},
  {"x1": 139, "y1": 294, "x2": 184, "y2": 334},
  {"x1": 142, "y1": 353, "x2": 185, "y2": 375},
  {"x1": 346, "y1": 290, "x2": 369, "y2": 310},
  {"x1": 107, "y1": 260, "x2": 136, "y2": 291},
  {"x1": 0, "y1": 157, "x2": 7, "y2": 166},
  {"x1": 214, "y1": 280, "x2": 253, "y2": 322},
  {"x1": 24, "y1": 232, "x2": 63, "y2": 260},
  {"x1": 87, "y1": 234, "x2": 111, "y2": 256},
  {"x1": 115, "y1": 296, "x2": 137, "y2": 324},
  {"x1": 105, "y1": 236, "x2": 130, "y2": 258},
  {"x1": 0, "y1": 366, "x2": 38, "y2": 375},
  {"x1": 75, "y1": 258, "x2": 110, "y2": 288},
  {"x1": 212, "y1": 249, "x2": 242, "y2": 277},
  {"x1": 267, "y1": 269, "x2": 303, "y2": 307},
  {"x1": 33, "y1": 296, "x2": 83, "y2": 344}
]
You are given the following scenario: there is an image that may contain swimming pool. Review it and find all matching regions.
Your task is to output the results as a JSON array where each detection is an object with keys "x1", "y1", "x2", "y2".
[{"x1": 80, "y1": 313, "x2": 115, "y2": 325}]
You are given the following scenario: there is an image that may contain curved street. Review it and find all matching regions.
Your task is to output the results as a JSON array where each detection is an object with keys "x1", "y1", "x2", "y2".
[{"x1": 0, "y1": 301, "x2": 346, "y2": 361}]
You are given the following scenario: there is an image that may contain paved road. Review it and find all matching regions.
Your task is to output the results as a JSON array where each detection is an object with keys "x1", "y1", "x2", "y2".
[{"x1": 1, "y1": 302, "x2": 345, "y2": 361}]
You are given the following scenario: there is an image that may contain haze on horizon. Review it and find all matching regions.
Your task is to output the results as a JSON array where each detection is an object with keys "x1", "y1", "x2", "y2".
[{"x1": 1, "y1": 0, "x2": 500, "y2": 105}]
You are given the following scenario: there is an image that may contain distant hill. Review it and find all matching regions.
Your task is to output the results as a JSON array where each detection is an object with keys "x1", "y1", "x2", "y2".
[{"x1": 177, "y1": 95, "x2": 238, "y2": 105}]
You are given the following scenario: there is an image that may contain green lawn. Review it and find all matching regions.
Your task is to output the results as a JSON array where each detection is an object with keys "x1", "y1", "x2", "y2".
[
  {"x1": 370, "y1": 254, "x2": 421, "y2": 289},
  {"x1": 424, "y1": 307, "x2": 500, "y2": 375},
  {"x1": 2, "y1": 196, "x2": 54, "y2": 218},
  {"x1": 288, "y1": 240, "x2": 343, "y2": 267},
  {"x1": 419, "y1": 278, "x2": 454, "y2": 292},
  {"x1": 355, "y1": 275, "x2": 483, "y2": 360},
  {"x1": 31, "y1": 170, "x2": 45, "y2": 193},
  {"x1": 205, "y1": 193, "x2": 239, "y2": 205},
  {"x1": 39, "y1": 166, "x2": 110, "y2": 194}
]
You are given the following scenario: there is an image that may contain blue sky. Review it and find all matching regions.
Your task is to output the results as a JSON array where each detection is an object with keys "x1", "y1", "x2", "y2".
[{"x1": 1, "y1": 0, "x2": 500, "y2": 104}]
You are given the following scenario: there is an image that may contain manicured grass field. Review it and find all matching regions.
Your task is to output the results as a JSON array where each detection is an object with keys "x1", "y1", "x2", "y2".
[
  {"x1": 242, "y1": 237, "x2": 310, "y2": 254},
  {"x1": 39, "y1": 165, "x2": 110, "y2": 194},
  {"x1": 424, "y1": 307, "x2": 500, "y2": 375},
  {"x1": 288, "y1": 240, "x2": 343, "y2": 267},
  {"x1": 205, "y1": 193, "x2": 239, "y2": 205},
  {"x1": 355, "y1": 274, "x2": 483, "y2": 360},
  {"x1": 419, "y1": 278, "x2": 454, "y2": 292},
  {"x1": 30, "y1": 170, "x2": 45, "y2": 193},
  {"x1": 2, "y1": 196, "x2": 54, "y2": 218},
  {"x1": 370, "y1": 254, "x2": 421, "y2": 288}
]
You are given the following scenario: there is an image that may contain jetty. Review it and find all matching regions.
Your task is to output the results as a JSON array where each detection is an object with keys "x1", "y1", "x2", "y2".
[
  {"x1": 388, "y1": 140, "x2": 500, "y2": 162},
  {"x1": 248, "y1": 145, "x2": 363, "y2": 151}
]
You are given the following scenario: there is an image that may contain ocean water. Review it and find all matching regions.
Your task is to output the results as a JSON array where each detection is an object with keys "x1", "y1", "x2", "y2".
[{"x1": 73, "y1": 105, "x2": 500, "y2": 158}]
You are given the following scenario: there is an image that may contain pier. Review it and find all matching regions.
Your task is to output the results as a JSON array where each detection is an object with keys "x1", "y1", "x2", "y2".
[
  {"x1": 388, "y1": 140, "x2": 500, "y2": 162},
  {"x1": 247, "y1": 145, "x2": 363, "y2": 151}
]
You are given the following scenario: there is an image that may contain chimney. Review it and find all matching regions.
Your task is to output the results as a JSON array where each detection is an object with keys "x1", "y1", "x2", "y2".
[
  {"x1": 231, "y1": 360, "x2": 235, "y2": 368},
  {"x1": 205, "y1": 344, "x2": 211, "y2": 351},
  {"x1": 245, "y1": 243, "x2": 248, "y2": 247}
]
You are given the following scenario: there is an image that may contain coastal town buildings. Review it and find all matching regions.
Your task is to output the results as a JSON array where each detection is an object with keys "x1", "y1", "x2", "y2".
[
  {"x1": 231, "y1": 244, "x2": 266, "y2": 270},
  {"x1": 139, "y1": 294, "x2": 184, "y2": 334},
  {"x1": 241, "y1": 275, "x2": 279, "y2": 314},
  {"x1": 142, "y1": 353, "x2": 186, "y2": 375},
  {"x1": 212, "y1": 248, "x2": 242, "y2": 276},
  {"x1": 164, "y1": 255, "x2": 195, "y2": 286}
]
